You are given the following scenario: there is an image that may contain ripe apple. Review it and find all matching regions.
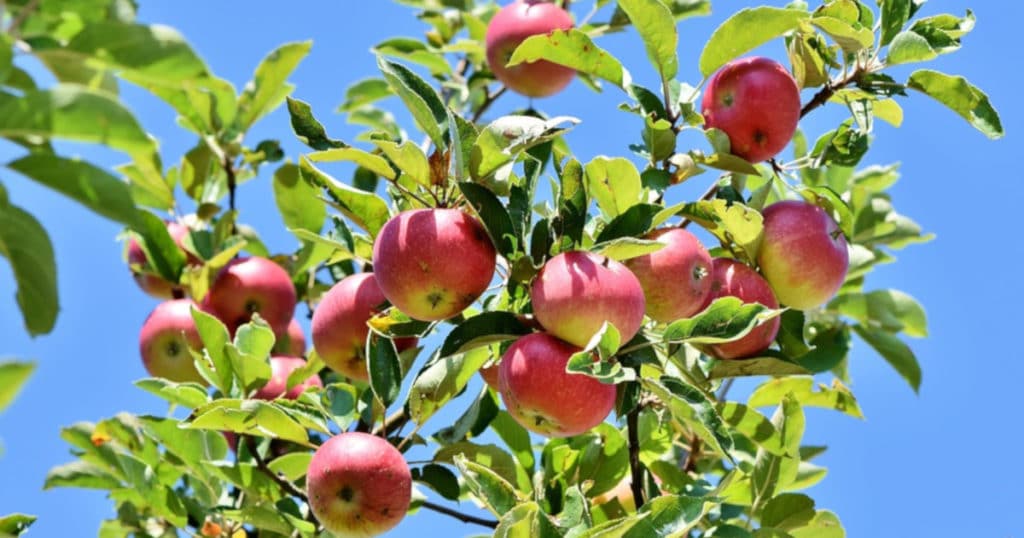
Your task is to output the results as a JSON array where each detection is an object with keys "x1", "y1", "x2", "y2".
[
  {"x1": 372, "y1": 208, "x2": 496, "y2": 321},
  {"x1": 273, "y1": 318, "x2": 307, "y2": 357},
  {"x1": 757, "y1": 200, "x2": 849, "y2": 310},
  {"x1": 624, "y1": 228, "x2": 713, "y2": 323},
  {"x1": 498, "y1": 332, "x2": 616, "y2": 437},
  {"x1": 311, "y1": 273, "x2": 418, "y2": 381},
  {"x1": 127, "y1": 221, "x2": 192, "y2": 299},
  {"x1": 206, "y1": 257, "x2": 296, "y2": 337},
  {"x1": 701, "y1": 258, "x2": 780, "y2": 360},
  {"x1": 307, "y1": 432, "x2": 412, "y2": 537},
  {"x1": 138, "y1": 299, "x2": 206, "y2": 384},
  {"x1": 485, "y1": 0, "x2": 575, "y2": 97},
  {"x1": 702, "y1": 56, "x2": 801, "y2": 163},
  {"x1": 252, "y1": 356, "x2": 323, "y2": 400},
  {"x1": 531, "y1": 251, "x2": 646, "y2": 347}
]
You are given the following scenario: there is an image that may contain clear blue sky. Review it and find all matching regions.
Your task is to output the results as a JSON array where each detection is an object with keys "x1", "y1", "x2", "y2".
[{"x1": 1, "y1": 2, "x2": 1021, "y2": 536}]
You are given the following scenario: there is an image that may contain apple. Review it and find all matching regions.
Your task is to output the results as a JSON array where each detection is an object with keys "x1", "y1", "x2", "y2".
[
  {"x1": 757, "y1": 200, "x2": 849, "y2": 310},
  {"x1": 485, "y1": 0, "x2": 575, "y2": 97},
  {"x1": 307, "y1": 432, "x2": 411, "y2": 537},
  {"x1": 127, "y1": 221, "x2": 192, "y2": 299},
  {"x1": 702, "y1": 56, "x2": 801, "y2": 163},
  {"x1": 206, "y1": 257, "x2": 296, "y2": 337},
  {"x1": 701, "y1": 258, "x2": 780, "y2": 360},
  {"x1": 138, "y1": 299, "x2": 206, "y2": 384},
  {"x1": 480, "y1": 362, "x2": 500, "y2": 389},
  {"x1": 531, "y1": 251, "x2": 646, "y2": 347},
  {"x1": 624, "y1": 228, "x2": 713, "y2": 323},
  {"x1": 253, "y1": 356, "x2": 323, "y2": 400},
  {"x1": 273, "y1": 318, "x2": 307, "y2": 357},
  {"x1": 372, "y1": 208, "x2": 496, "y2": 321},
  {"x1": 311, "y1": 273, "x2": 418, "y2": 381},
  {"x1": 498, "y1": 332, "x2": 616, "y2": 437}
]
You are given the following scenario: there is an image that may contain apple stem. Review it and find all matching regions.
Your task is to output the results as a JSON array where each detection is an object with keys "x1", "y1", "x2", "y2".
[
  {"x1": 626, "y1": 406, "x2": 647, "y2": 508},
  {"x1": 420, "y1": 500, "x2": 498, "y2": 529}
]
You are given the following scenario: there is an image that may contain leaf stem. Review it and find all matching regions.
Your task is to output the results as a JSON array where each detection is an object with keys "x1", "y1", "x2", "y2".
[
  {"x1": 626, "y1": 406, "x2": 646, "y2": 508},
  {"x1": 7, "y1": 0, "x2": 39, "y2": 38},
  {"x1": 471, "y1": 86, "x2": 507, "y2": 124},
  {"x1": 420, "y1": 500, "x2": 498, "y2": 529}
]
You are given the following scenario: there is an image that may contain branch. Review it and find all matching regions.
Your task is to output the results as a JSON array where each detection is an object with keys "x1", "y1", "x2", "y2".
[
  {"x1": 371, "y1": 408, "x2": 410, "y2": 437},
  {"x1": 7, "y1": 0, "x2": 39, "y2": 38},
  {"x1": 420, "y1": 500, "x2": 498, "y2": 529},
  {"x1": 223, "y1": 154, "x2": 237, "y2": 213},
  {"x1": 799, "y1": 68, "x2": 863, "y2": 119},
  {"x1": 248, "y1": 438, "x2": 308, "y2": 500},
  {"x1": 471, "y1": 86, "x2": 507, "y2": 124},
  {"x1": 626, "y1": 406, "x2": 646, "y2": 508}
]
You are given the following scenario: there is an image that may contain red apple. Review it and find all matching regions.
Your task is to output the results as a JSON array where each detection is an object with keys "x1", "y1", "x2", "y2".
[
  {"x1": 372, "y1": 208, "x2": 496, "y2": 321},
  {"x1": 252, "y1": 356, "x2": 323, "y2": 400},
  {"x1": 311, "y1": 273, "x2": 418, "y2": 381},
  {"x1": 127, "y1": 221, "x2": 192, "y2": 299},
  {"x1": 531, "y1": 251, "x2": 646, "y2": 347},
  {"x1": 702, "y1": 56, "x2": 801, "y2": 163},
  {"x1": 498, "y1": 333, "x2": 615, "y2": 437},
  {"x1": 273, "y1": 318, "x2": 307, "y2": 357},
  {"x1": 307, "y1": 432, "x2": 411, "y2": 537},
  {"x1": 486, "y1": 0, "x2": 575, "y2": 97},
  {"x1": 624, "y1": 228, "x2": 713, "y2": 323},
  {"x1": 757, "y1": 200, "x2": 849, "y2": 310},
  {"x1": 206, "y1": 257, "x2": 296, "y2": 337},
  {"x1": 138, "y1": 299, "x2": 206, "y2": 384},
  {"x1": 701, "y1": 258, "x2": 780, "y2": 360},
  {"x1": 480, "y1": 362, "x2": 500, "y2": 389}
]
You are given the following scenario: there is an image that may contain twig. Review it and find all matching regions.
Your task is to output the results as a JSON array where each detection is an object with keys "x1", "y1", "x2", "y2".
[
  {"x1": 371, "y1": 408, "x2": 410, "y2": 437},
  {"x1": 248, "y1": 438, "x2": 308, "y2": 500},
  {"x1": 471, "y1": 86, "x2": 508, "y2": 123},
  {"x1": 626, "y1": 406, "x2": 646, "y2": 508},
  {"x1": 799, "y1": 68, "x2": 863, "y2": 119},
  {"x1": 682, "y1": 434, "x2": 700, "y2": 473},
  {"x1": 421, "y1": 500, "x2": 498, "y2": 529},
  {"x1": 223, "y1": 154, "x2": 238, "y2": 213},
  {"x1": 7, "y1": 0, "x2": 39, "y2": 38},
  {"x1": 679, "y1": 183, "x2": 719, "y2": 228}
]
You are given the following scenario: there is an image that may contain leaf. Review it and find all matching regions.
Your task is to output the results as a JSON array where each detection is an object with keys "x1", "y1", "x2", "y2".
[
  {"x1": 453, "y1": 455, "x2": 521, "y2": 516},
  {"x1": 618, "y1": 0, "x2": 678, "y2": 80},
  {"x1": 412, "y1": 464, "x2": 461, "y2": 501},
  {"x1": 229, "y1": 320, "x2": 275, "y2": 394},
  {"x1": 585, "y1": 157, "x2": 643, "y2": 218},
  {"x1": 373, "y1": 139, "x2": 430, "y2": 186},
  {"x1": 675, "y1": 199, "x2": 764, "y2": 261},
  {"x1": 644, "y1": 378, "x2": 731, "y2": 457},
  {"x1": 592, "y1": 237, "x2": 664, "y2": 262},
  {"x1": 830, "y1": 289, "x2": 927, "y2": 337},
  {"x1": 7, "y1": 155, "x2": 138, "y2": 226},
  {"x1": 307, "y1": 147, "x2": 394, "y2": 180},
  {"x1": 700, "y1": 7, "x2": 809, "y2": 76},
  {"x1": 761, "y1": 493, "x2": 816, "y2": 530},
  {"x1": 623, "y1": 495, "x2": 714, "y2": 537},
  {"x1": 186, "y1": 399, "x2": 310, "y2": 445},
  {"x1": 0, "y1": 202, "x2": 58, "y2": 336},
  {"x1": 438, "y1": 311, "x2": 530, "y2": 358},
  {"x1": 880, "y1": 0, "x2": 912, "y2": 46},
  {"x1": 0, "y1": 84, "x2": 156, "y2": 160},
  {"x1": 0, "y1": 513, "x2": 36, "y2": 536},
  {"x1": 457, "y1": 182, "x2": 516, "y2": 258},
  {"x1": 299, "y1": 157, "x2": 391, "y2": 237},
  {"x1": 595, "y1": 203, "x2": 662, "y2": 243},
  {"x1": 709, "y1": 356, "x2": 810, "y2": 379},
  {"x1": 285, "y1": 97, "x2": 346, "y2": 151},
  {"x1": 132, "y1": 210, "x2": 186, "y2": 282},
  {"x1": 0, "y1": 360, "x2": 34, "y2": 413},
  {"x1": 509, "y1": 29, "x2": 632, "y2": 89},
  {"x1": 65, "y1": 22, "x2": 209, "y2": 83},
  {"x1": 44, "y1": 461, "x2": 122, "y2": 491},
  {"x1": 717, "y1": 401, "x2": 785, "y2": 456},
  {"x1": 338, "y1": 78, "x2": 392, "y2": 112},
  {"x1": 907, "y1": 69, "x2": 1003, "y2": 139},
  {"x1": 567, "y1": 323, "x2": 634, "y2": 384},
  {"x1": 789, "y1": 510, "x2": 844, "y2": 538},
  {"x1": 811, "y1": 16, "x2": 873, "y2": 53},
  {"x1": 134, "y1": 378, "x2": 209, "y2": 409},
  {"x1": 267, "y1": 452, "x2": 313, "y2": 482},
  {"x1": 435, "y1": 386, "x2": 499, "y2": 444},
  {"x1": 236, "y1": 41, "x2": 311, "y2": 131},
  {"x1": 273, "y1": 162, "x2": 325, "y2": 234},
  {"x1": 853, "y1": 325, "x2": 921, "y2": 393},
  {"x1": 749, "y1": 377, "x2": 863, "y2": 420},
  {"x1": 409, "y1": 348, "x2": 490, "y2": 424},
  {"x1": 663, "y1": 297, "x2": 782, "y2": 345},
  {"x1": 435, "y1": 441, "x2": 521, "y2": 486},
  {"x1": 191, "y1": 306, "x2": 233, "y2": 392},
  {"x1": 377, "y1": 57, "x2": 447, "y2": 150},
  {"x1": 887, "y1": 11, "x2": 974, "y2": 65},
  {"x1": 471, "y1": 115, "x2": 578, "y2": 181},
  {"x1": 367, "y1": 334, "x2": 401, "y2": 408}
]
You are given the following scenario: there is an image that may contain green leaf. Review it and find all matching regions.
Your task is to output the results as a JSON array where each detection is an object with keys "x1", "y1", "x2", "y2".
[
  {"x1": 907, "y1": 69, "x2": 1003, "y2": 139},
  {"x1": 644, "y1": 377, "x2": 731, "y2": 457},
  {"x1": 134, "y1": 378, "x2": 209, "y2": 409},
  {"x1": 7, "y1": 155, "x2": 138, "y2": 226},
  {"x1": 0, "y1": 85, "x2": 156, "y2": 159},
  {"x1": 717, "y1": 401, "x2": 785, "y2": 456},
  {"x1": 663, "y1": 297, "x2": 781, "y2": 345},
  {"x1": 0, "y1": 361, "x2": 34, "y2": 413},
  {"x1": 454, "y1": 455, "x2": 521, "y2": 516},
  {"x1": 493, "y1": 502, "x2": 560, "y2": 538},
  {"x1": 880, "y1": 0, "x2": 912, "y2": 46},
  {"x1": 236, "y1": 41, "x2": 311, "y2": 131},
  {"x1": 186, "y1": 399, "x2": 310, "y2": 445},
  {"x1": 853, "y1": 325, "x2": 921, "y2": 393},
  {"x1": 675, "y1": 199, "x2": 764, "y2": 262},
  {"x1": 623, "y1": 495, "x2": 715, "y2": 537},
  {"x1": 438, "y1": 311, "x2": 530, "y2": 358},
  {"x1": 412, "y1": 463, "x2": 461, "y2": 501},
  {"x1": 44, "y1": 461, "x2": 122, "y2": 490},
  {"x1": 285, "y1": 97, "x2": 346, "y2": 151},
  {"x1": 131, "y1": 210, "x2": 186, "y2": 282},
  {"x1": 618, "y1": 0, "x2": 678, "y2": 81},
  {"x1": 458, "y1": 182, "x2": 516, "y2": 258},
  {"x1": 830, "y1": 289, "x2": 927, "y2": 337},
  {"x1": 190, "y1": 306, "x2": 233, "y2": 393},
  {"x1": 489, "y1": 411, "x2": 535, "y2": 472},
  {"x1": 409, "y1": 348, "x2": 490, "y2": 425},
  {"x1": 373, "y1": 139, "x2": 430, "y2": 186},
  {"x1": 377, "y1": 57, "x2": 447, "y2": 150},
  {"x1": 322, "y1": 382, "x2": 358, "y2": 430},
  {"x1": 435, "y1": 441, "x2": 521, "y2": 487},
  {"x1": 299, "y1": 157, "x2": 391, "y2": 237},
  {"x1": 694, "y1": 151, "x2": 761, "y2": 176},
  {"x1": 307, "y1": 147, "x2": 394, "y2": 180},
  {"x1": 367, "y1": 334, "x2": 401, "y2": 408},
  {"x1": 585, "y1": 157, "x2": 643, "y2": 218},
  {"x1": 700, "y1": 7, "x2": 809, "y2": 76},
  {"x1": 373, "y1": 37, "x2": 451, "y2": 76},
  {"x1": 435, "y1": 386, "x2": 499, "y2": 444},
  {"x1": 811, "y1": 16, "x2": 873, "y2": 52},
  {"x1": 471, "y1": 115, "x2": 578, "y2": 181},
  {"x1": 230, "y1": 319, "x2": 275, "y2": 394},
  {"x1": 789, "y1": 510, "x2": 844, "y2": 538},
  {"x1": 338, "y1": 78, "x2": 392, "y2": 112},
  {"x1": 0, "y1": 513, "x2": 36, "y2": 536},
  {"x1": 266, "y1": 452, "x2": 313, "y2": 482},
  {"x1": 761, "y1": 493, "x2": 816, "y2": 530},
  {"x1": 0, "y1": 202, "x2": 58, "y2": 336},
  {"x1": 567, "y1": 323, "x2": 634, "y2": 384},
  {"x1": 592, "y1": 237, "x2": 664, "y2": 262},
  {"x1": 749, "y1": 377, "x2": 863, "y2": 420},
  {"x1": 709, "y1": 356, "x2": 810, "y2": 379},
  {"x1": 273, "y1": 162, "x2": 325, "y2": 234},
  {"x1": 888, "y1": 11, "x2": 974, "y2": 65},
  {"x1": 65, "y1": 22, "x2": 209, "y2": 84},
  {"x1": 509, "y1": 29, "x2": 632, "y2": 89}
]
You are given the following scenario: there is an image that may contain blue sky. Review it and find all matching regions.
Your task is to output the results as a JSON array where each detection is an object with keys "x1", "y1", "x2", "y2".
[{"x1": 1, "y1": 1, "x2": 1022, "y2": 536}]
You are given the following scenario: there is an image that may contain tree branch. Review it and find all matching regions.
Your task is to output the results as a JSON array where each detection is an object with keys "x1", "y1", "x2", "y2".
[
  {"x1": 7, "y1": 0, "x2": 39, "y2": 38},
  {"x1": 223, "y1": 154, "x2": 237, "y2": 213},
  {"x1": 248, "y1": 438, "x2": 308, "y2": 500},
  {"x1": 626, "y1": 406, "x2": 646, "y2": 508},
  {"x1": 799, "y1": 68, "x2": 863, "y2": 119},
  {"x1": 420, "y1": 501, "x2": 498, "y2": 529},
  {"x1": 371, "y1": 408, "x2": 410, "y2": 437}
]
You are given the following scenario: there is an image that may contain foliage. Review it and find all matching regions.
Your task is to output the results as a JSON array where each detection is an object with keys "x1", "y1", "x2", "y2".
[{"x1": 0, "y1": 0, "x2": 1002, "y2": 536}]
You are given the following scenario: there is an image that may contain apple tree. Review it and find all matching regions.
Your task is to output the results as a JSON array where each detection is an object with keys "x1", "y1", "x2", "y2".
[{"x1": 4, "y1": 0, "x2": 1003, "y2": 536}]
